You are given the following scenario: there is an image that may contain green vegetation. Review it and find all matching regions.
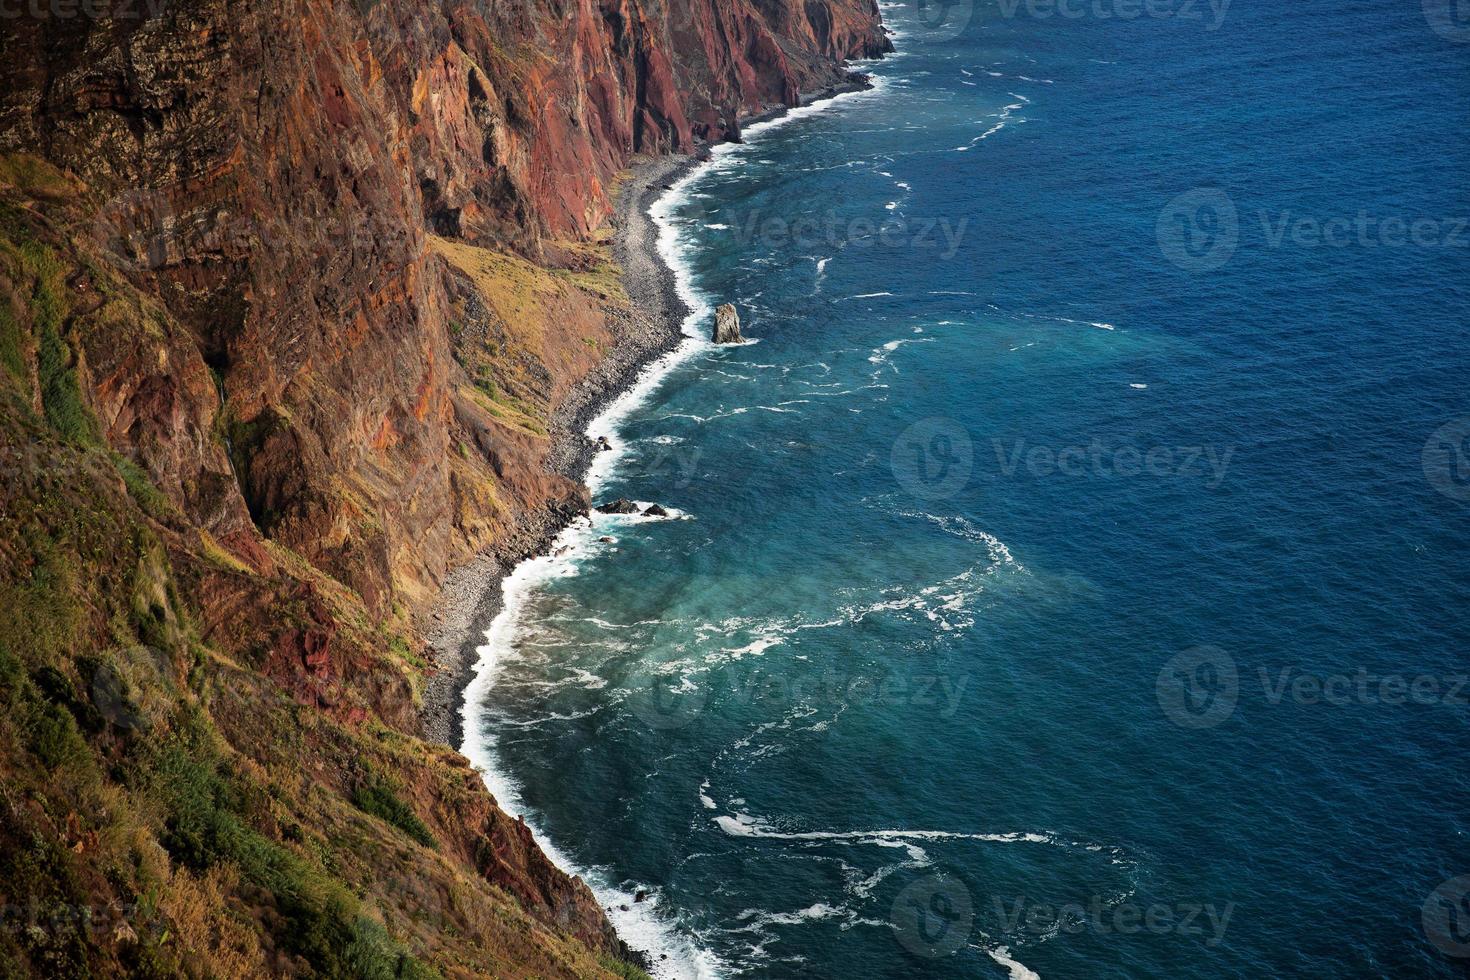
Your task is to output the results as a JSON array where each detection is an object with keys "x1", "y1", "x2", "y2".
[
  {"x1": 0, "y1": 298, "x2": 23, "y2": 380},
  {"x1": 0, "y1": 167, "x2": 640, "y2": 980},
  {"x1": 113, "y1": 456, "x2": 175, "y2": 521},
  {"x1": 352, "y1": 778, "x2": 437, "y2": 849},
  {"x1": 22, "y1": 242, "x2": 96, "y2": 445},
  {"x1": 0, "y1": 153, "x2": 79, "y2": 201},
  {"x1": 599, "y1": 954, "x2": 655, "y2": 980},
  {"x1": 0, "y1": 530, "x2": 83, "y2": 669},
  {"x1": 144, "y1": 721, "x2": 439, "y2": 978}
]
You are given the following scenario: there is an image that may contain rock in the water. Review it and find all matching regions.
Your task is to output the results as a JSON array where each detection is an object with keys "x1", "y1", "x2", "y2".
[
  {"x1": 595, "y1": 436, "x2": 613, "y2": 451},
  {"x1": 595, "y1": 498, "x2": 639, "y2": 514},
  {"x1": 642, "y1": 504, "x2": 669, "y2": 517},
  {"x1": 599, "y1": 536, "x2": 616, "y2": 543},
  {"x1": 635, "y1": 890, "x2": 648, "y2": 903},
  {"x1": 712, "y1": 303, "x2": 743, "y2": 344}
]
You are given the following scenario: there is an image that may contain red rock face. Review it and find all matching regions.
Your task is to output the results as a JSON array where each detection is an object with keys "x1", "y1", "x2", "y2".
[
  {"x1": 0, "y1": 0, "x2": 886, "y2": 617},
  {"x1": 0, "y1": 0, "x2": 884, "y2": 964}
]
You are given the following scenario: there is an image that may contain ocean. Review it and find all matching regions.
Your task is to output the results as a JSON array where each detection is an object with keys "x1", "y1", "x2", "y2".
[{"x1": 461, "y1": 0, "x2": 1470, "y2": 975}]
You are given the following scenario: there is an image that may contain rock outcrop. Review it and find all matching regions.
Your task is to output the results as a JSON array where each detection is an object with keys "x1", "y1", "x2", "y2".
[
  {"x1": 0, "y1": 0, "x2": 886, "y2": 974},
  {"x1": 713, "y1": 302, "x2": 745, "y2": 343}
]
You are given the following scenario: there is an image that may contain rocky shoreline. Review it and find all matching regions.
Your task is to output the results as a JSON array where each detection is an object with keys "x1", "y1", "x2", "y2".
[
  {"x1": 416, "y1": 77, "x2": 873, "y2": 973},
  {"x1": 419, "y1": 75, "x2": 877, "y2": 751},
  {"x1": 420, "y1": 152, "x2": 696, "y2": 750}
]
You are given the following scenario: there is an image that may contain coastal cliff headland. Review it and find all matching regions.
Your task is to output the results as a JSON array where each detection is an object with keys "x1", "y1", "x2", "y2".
[{"x1": 0, "y1": 0, "x2": 886, "y2": 975}]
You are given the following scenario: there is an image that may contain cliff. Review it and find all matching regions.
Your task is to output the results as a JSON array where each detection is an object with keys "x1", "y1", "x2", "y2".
[{"x1": 0, "y1": 0, "x2": 885, "y2": 975}]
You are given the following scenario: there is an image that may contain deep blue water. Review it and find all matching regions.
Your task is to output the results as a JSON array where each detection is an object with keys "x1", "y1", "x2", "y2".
[{"x1": 464, "y1": 1, "x2": 1470, "y2": 975}]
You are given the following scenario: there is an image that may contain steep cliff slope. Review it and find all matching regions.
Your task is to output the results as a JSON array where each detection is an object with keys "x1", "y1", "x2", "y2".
[{"x1": 0, "y1": 0, "x2": 885, "y2": 975}]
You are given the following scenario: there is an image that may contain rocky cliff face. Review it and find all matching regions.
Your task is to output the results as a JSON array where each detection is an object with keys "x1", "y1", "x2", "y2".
[{"x1": 0, "y1": 0, "x2": 884, "y2": 974}]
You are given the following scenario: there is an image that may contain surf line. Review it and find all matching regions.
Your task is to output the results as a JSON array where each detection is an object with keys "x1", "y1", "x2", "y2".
[{"x1": 457, "y1": 73, "x2": 897, "y2": 980}]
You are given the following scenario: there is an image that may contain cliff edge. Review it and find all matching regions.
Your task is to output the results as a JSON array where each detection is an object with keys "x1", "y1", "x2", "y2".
[{"x1": 0, "y1": 0, "x2": 885, "y2": 975}]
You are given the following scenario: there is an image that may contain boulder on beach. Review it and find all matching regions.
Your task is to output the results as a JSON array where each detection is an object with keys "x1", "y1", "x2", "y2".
[
  {"x1": 642, "y1": 504, "x2": 669, "y2": 517},
  {"x1": 712, "y1": 303, "x2": 743, "y2": 344},
  {"x1": 595, "y1": 498, "x2": 639, "y2": 514}
]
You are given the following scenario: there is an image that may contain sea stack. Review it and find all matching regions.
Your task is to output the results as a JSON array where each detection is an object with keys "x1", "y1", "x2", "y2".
[{"x1": 713, "y1": 303, "x2": 743, "y2": 344}]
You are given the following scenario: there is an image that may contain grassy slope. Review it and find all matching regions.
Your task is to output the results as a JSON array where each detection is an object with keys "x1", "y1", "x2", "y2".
[{"x1": 0, "y1": 162, "x2": 642, "y2": 978}]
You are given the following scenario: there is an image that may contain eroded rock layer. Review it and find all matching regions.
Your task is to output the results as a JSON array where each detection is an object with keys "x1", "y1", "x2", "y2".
[{"x1": 0, "y1": 0, "x2": 884, "y2": 974}]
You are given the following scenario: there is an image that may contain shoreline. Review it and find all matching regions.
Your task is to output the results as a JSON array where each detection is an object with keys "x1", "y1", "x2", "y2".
[
  {"x1": 421, "y1": 151, "x2": 697, "y2": 750},
  {"x1": 419, "y1": 72, "x2": 876, "y2": 765},
  {"x1": 418, "y1": 71, "x2": 880, "y2": 972}
]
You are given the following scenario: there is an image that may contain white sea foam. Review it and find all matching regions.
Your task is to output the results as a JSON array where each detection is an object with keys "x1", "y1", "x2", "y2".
[
  {"x1": 986, "y1": 945, "x2": 1043, "y2": 980},
  {"x1": 956, "y1": 100, "x2": 1027, "y2": 151},
  {"x1": 458, "y1": 520, "x2": 723, "y2": 979},
  {"x1": 715, "y1": 813, "x2": 1062, "y2": 848},
  {"x1": 719, "y1": 635, "x2": 785, "y2": 660},
  {"x1": 993, "y1": 305, "x2": 1125, "y2": 334},
  {"x1": 459, "y1": 68, "x2": 898, "y2": 980}
]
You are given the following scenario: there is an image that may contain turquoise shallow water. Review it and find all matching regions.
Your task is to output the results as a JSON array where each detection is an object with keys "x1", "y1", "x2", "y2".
[{"x1": 464, "y1": 1, "x2": 1470, "y2": 975}]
